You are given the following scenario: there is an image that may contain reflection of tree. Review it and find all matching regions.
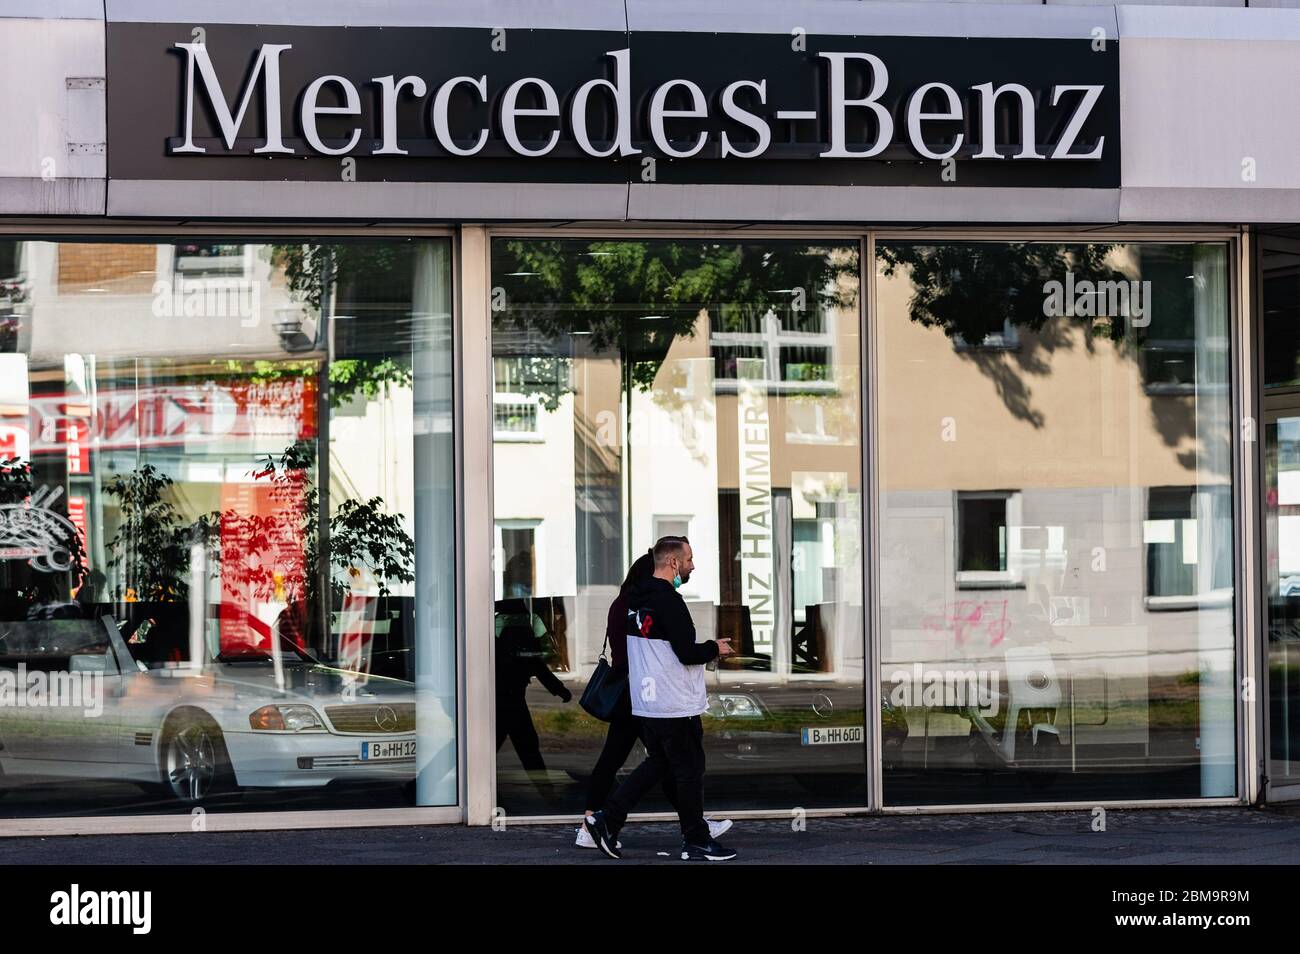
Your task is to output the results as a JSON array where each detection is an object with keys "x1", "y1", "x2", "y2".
[
  {"x1": 267, "y1": 244, "x2": 415, "y2": 408},
  {"x1": 270, "y1": 244, "x2": 408, "y2": 313},
  {"x1": 328, "y1": 357, "x2": 410, "y2": 404},
  {"x1": 494, "y1": 240, "x2": 859, "y2": 405},
  {"x1": 876, "y1": 243, "x2": 1131, "y2": 427},
  {"x1": 0, "y1": 457, "x2": 87, "y2": 605},
  {"x1": 497, "y1": 241, "x2": 861, "y2": 573},
  {"x1": 103, "y1": 465, "x2": 196, "y2": 601},
  {"x1": 211, "y1": 441, "x2": 414, "y2": 609}
]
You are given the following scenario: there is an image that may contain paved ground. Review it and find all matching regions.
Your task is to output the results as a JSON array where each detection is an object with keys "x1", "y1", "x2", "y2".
[{"x1": 5, "y1": 805, "x2": 1300, "y2": 864}]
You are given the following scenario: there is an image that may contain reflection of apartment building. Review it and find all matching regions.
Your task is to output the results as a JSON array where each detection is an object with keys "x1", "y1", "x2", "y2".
[
  {"x1": 876, "y1": 245, "x2": 1235, "y2": 791},
  {"x1": 492, "y1": 288, "x2": 864, "y2": 681}
]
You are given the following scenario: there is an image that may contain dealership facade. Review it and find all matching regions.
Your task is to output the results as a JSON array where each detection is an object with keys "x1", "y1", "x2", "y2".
[{"x1": 1, "y1": 0, "x2": 1300, "y2": 834}]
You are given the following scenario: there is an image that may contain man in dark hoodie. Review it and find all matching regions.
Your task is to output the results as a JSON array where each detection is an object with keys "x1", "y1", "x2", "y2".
[{"x1": 584, "y1": 536, "x2": 736, "y2": 861}]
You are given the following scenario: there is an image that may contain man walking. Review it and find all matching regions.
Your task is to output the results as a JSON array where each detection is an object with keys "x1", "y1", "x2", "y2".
[{"x1": 584, "y1": 536, "x2": 737, "y2": 861}]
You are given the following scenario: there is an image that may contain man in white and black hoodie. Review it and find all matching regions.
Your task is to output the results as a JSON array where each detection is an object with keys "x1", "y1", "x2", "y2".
[{"x1": 585, "y1": 536, "x2": 737, "y2": 861}]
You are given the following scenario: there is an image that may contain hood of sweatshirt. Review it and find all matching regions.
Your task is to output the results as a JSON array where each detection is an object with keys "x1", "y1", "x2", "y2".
[{"x1": 627, "y1": 575, "x2": 675, "y2": 608}]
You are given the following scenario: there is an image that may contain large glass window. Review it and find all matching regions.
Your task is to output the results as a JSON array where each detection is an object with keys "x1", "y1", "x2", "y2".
[
  {"x1": 1262, "y1": 234, "x2": 1300, "y2": 791},
  {"x1": 876, "y1": 241, "x2": 1235, "y2": 804},
  {"x1": 0, "y1": 238, "x2": 456, "y2": 815},
  {"x1": 491, "y1": 238, "x2": 866, "y2": 814}
]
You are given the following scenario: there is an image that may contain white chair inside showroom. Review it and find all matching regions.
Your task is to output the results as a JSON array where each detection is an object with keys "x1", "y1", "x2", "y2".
[{"x1": 1001, "y1": 646, "x2": 1061, "y2": 762}]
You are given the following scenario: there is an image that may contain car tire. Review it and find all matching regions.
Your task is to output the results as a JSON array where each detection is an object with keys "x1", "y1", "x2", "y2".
[{"x1": 160, "y1": 714, "x2": 236, "y2": 804}]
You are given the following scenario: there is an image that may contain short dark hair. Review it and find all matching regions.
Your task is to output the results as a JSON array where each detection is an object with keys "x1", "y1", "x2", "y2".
[{"x1": 651, "y1": 535, "x2": 690, "y2": 569}]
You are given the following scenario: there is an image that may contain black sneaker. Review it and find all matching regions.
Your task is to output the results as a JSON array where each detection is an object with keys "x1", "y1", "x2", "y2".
[
  {"x1": 679, "y1": 838, "x2": 737, "y2": 861},
  {"x1": 584, "y1": 811, "x2": 622, "y2": 859}
]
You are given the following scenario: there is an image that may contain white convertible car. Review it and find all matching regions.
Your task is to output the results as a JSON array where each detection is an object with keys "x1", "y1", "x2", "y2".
[{"x1": 0, "y1": 606, "x2": 448, "y2": 803}]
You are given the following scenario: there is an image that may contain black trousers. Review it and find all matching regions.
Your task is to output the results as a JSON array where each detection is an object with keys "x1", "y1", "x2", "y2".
[
  {"x1": 496, "y1": 696, "x2": 546, "y2": 771},
  {"x1": 602, "y1": 715, "x2": 708, "y2": 845},
  {"x1": 585, "y1": 710, "x2": 678, "y2": 813}
]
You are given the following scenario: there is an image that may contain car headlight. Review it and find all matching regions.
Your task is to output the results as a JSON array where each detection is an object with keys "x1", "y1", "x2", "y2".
[
  {"x1": 706, "y1": 693, "x2": 764, "y2": 719},
  {"x1": 249, "y1": 705, "x2": 325, "y2": 732}
]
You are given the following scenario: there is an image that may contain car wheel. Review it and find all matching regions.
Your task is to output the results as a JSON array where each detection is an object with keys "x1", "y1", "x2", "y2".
[{"x1": 162, "y1": 716, "x2": 234, "y2": 804}]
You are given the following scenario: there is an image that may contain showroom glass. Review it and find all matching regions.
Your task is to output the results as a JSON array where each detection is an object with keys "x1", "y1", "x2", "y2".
[
  {"x1": 1261, "y1": 236, "x2": 1300, "y2": 791},
  {"x1": 876, "y1": 241, "x2": 1235, "y2": 805},
  {"x1": 491, "y1": 239, "x2": 865, "y2": 814},
  {"x1": 0, "y1": 239, "x2": 456, "y2": 814}
]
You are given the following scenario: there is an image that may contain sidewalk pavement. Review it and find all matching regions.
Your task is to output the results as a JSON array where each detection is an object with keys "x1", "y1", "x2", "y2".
[{"x1": 4, "y1": 806, "x2": 1300, "y2": 864}]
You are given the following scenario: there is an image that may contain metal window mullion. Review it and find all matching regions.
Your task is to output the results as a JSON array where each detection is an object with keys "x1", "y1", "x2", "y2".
[
  {"x1": 1239, "y1": 227, "x2": 1262, "y2": 805},
  {"x1": 458, "y1": 225, "x2": 497, "y2": 825},
  {"x1": 864, "y1": 230, "x2": 883, "y2": 813}
]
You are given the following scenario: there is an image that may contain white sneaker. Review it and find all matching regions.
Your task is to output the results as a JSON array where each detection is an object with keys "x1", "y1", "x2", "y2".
[
  {"x1": 576, "y1": 818, "x2": 724, "y2": 846},
  {"x1": 576, "y1": 823, "x2": 621, "y2": 849}
]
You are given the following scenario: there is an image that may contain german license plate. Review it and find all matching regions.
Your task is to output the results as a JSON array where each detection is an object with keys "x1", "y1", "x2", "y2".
[
  {"x1": 360, "y1": 740, "x2": 415, "y2": 760},
  {"x1": 800, "y1": 725, "x2": 864, "y2": 746}
]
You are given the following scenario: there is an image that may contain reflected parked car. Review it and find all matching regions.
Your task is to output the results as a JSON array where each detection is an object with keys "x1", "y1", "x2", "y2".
[
  {"x1": 699, "y1": 683, "x2": 883, "y2": 795},
  {"x1": 0, "y1": 603, "x2": 447, "y2": 803},
  {"x1": 536, "y1": 679, "x2": 881, "y2": 798}
]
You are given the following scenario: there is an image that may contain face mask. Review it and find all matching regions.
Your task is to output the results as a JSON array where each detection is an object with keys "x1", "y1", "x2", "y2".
[{"x1": 672, "y1": 574, "x2": 683, "y2": 589}]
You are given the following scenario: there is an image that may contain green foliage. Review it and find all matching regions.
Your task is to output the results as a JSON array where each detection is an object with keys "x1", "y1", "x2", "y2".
[
  {"x1": 321, "y1": 497, "x2": 415, "y2": 602},
  {"x1": 102, "y1": 464, "x2": 191, "y2": 601},
  {"x1": 268, "y1": 244, "x2": 409, "y2": 313},
  {"x1": 219, "y1": 358, "x2": 316, "y2": 380},
  {"x1": 217, "y1": 350, "x2": 410, "y2": 411},
  {"x1": 263, "y1": 243, "x2": 418, "y2": 408},
  {"x1": 215, "y1": 441, "x2": 415, "y2": 607},
  {"x1": 492, "y1": 240, "x2": 859, "y2": 403},
  {"x1": 100, "y1": 440, "x2": 414, "y2": 610},
  {"x1": 328, "y1": 358, "x2": 411, "y2": 404}
]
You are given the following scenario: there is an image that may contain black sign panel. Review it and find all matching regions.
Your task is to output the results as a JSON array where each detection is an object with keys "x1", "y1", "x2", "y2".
[{"x1": 106, "y1": 22, "x2": 1120, "y2": 188}]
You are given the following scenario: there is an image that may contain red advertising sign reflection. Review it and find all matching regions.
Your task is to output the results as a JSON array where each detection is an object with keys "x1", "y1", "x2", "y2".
[
  {"x1": 5, "y1": 376, "x2": 317, "y2": 458},
  {"x1": 218, "y1": 475, "x2": 308, "y2": 657},
  {"x1": 66, "y1": 495, "x2": 89, "y2": 570}
]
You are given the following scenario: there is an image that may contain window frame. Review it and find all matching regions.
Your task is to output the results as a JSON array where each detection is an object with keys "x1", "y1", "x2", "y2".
[{"x1": 953, "y1": 489, "x2": 1024, "y2": 590}]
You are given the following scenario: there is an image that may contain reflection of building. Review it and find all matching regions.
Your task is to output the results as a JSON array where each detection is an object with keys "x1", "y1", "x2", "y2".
[
  {"x1": 6, "y1": 243, "x2": 420, "y2": 624},
  {"x1": 486, "y1": 238, "x2": 1243, "y2": 813},
  {"x1": 492, "y1": 256, "x2": 864, "y2": 686},
  {"x1": 876, "y1": 243, "x2": 1236, "y2": 800}
]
